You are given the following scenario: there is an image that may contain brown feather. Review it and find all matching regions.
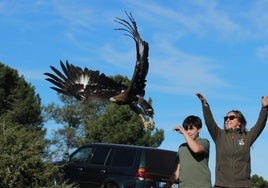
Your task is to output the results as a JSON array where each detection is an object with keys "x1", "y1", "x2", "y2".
[{"x1": 44, "y1": 12, "x2": 154, "y2": 125}]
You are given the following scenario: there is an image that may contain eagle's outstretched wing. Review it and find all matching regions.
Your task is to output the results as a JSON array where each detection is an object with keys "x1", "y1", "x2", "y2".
[
  {"x1": 113, "y1": 12, "x2": 154, "y2": 125},
  {"x1": 44, "y1": 60, "x2": 127, "y2": 101},
  {"x1": 114, "y1": 12, "x2": 149, "y2": 97}
]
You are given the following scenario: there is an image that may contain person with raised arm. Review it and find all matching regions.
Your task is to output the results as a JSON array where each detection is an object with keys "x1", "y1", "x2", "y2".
[{"x1": 196, "y1": 93, "x2": 268, "y2": 187}]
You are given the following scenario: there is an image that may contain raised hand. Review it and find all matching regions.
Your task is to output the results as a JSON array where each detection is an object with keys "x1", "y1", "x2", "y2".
[
  {"x1": 173, "y1": 126, "x2": 185, "y2": 134},
  {"x1": 261, "y1": 96, "x2": 268, "y2": 109},
  {"x1": 196, "y1": 93, "x2": 207, "y2": 104}
]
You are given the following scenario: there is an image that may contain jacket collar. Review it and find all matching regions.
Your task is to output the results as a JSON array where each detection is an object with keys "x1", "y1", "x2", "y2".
[{"x1": 225, "y1": 128, "x2": 242, "y2": 134}]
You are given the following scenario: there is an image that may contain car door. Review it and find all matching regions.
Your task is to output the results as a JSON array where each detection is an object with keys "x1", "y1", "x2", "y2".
[
  {"x1": 63, "y1": 146, "x2": 94, "y2": 184},
  {"x1": 78, "y1": 146, "x2": 112, "y2": 188}
]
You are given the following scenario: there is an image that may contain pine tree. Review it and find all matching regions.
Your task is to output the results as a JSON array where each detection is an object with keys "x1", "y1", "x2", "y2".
[
  {"x1": 83, "y1": 102, "x2": 164, "y2": 147},
  {"x1": 251, "y1": 174, "x2": 268, "y2": 188},
  {"x1": 0, "y1": 63, "x2": 57, "y2": 187},
  {"x1": 43, "y1": 94, "x2": 106, "y2": 160}
]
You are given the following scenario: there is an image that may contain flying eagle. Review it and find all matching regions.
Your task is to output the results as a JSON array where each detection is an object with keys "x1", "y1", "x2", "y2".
[{"x1": 44, "y1": 12, "x2": 154, "y2": 129}]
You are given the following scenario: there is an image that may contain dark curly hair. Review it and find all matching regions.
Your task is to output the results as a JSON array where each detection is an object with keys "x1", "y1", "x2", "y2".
[{"x1": 225, "y1": 110, "x2": 247, "y2": 134}]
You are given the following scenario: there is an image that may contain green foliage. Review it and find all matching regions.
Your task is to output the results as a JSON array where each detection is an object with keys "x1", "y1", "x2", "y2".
[
  {"x1": 251, "y1": 174, "x2": 268, "y2": 188},
  {"x1": 83, "y1": 103, "x2": 164, "y2": 147},
  {"x1": 43, "y1": 95, "x2": 83, "y2": 128},
  {"x1": 0, "y1": 63, "x2": 42, "y2": 128},
  {"x1": 110, "y1": 74, "x2": 130, "y2": 86},
  {"x1": 0, "y1": 63, "x2": 58, "y2": 187},
  {"x1": 43, "y1": 95, "x2": 83, "y2": 159},
  {"x1": 43, "y1": 95, "x2": 106, "y2": 159}
]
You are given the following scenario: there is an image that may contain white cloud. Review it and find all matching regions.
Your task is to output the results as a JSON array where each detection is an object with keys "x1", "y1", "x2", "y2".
[{"x1": 256, "y1": 45, "x2": 268, "y2": 60}]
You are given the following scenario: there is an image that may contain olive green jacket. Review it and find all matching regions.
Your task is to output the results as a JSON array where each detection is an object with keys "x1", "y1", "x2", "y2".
[{"x1": 202, "y1": 104, "x2": 267, "y2": 187}]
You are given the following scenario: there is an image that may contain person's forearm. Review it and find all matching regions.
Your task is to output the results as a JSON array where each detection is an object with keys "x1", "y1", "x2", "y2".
[{"x1": 183, "y1": 133, "x2": 204, "y2": 153}]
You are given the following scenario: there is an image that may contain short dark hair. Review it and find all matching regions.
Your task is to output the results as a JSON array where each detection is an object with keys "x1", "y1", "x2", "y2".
[{"x1": 182, "y1": 115, "x2": 202, "y2": 130}]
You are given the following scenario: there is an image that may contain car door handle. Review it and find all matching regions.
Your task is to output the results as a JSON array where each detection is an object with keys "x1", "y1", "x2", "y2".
[
  {"x1": 77, "y1": 167, "x2": 83, "y2": 171},
  {"x1": 100, "y1": 169, "x2": 106, "y2": 174}
]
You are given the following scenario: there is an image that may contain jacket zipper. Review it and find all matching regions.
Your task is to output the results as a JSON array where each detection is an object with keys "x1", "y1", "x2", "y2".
[{"x1": 231, "y1": 132, "x2": 235, "y2": 186}]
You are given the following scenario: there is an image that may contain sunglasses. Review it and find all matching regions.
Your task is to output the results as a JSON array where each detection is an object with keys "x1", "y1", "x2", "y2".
[{"x1": 224, "y1": 115, "x2": 237, "y2": 121}]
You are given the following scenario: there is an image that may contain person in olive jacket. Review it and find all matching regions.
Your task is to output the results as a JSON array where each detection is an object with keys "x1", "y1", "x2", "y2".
[{"x1": 196, "y1": 93, "x2": 268, "y2": 188}]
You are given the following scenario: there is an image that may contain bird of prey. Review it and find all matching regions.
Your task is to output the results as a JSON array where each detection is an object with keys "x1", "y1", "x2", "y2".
[{"x1": 44, "y1": 12, "x2": 154, "y2": 129}]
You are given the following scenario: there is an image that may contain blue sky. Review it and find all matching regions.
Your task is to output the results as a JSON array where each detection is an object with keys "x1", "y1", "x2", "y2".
[{"x1": 1, "y1": 0, "x2": 268, "y2": 183}]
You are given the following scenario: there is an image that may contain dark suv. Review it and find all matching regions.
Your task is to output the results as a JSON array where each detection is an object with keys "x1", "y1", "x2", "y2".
[{"x1": 56, "y1": 143, "x2": 178, "y2": 188}]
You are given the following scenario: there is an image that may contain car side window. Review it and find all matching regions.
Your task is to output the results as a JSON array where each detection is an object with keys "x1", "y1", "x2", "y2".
[
  {"x1": 90, "y1": 147, "x2": 111, "y2": 165},
  {"x1": 69, "y1": 147, "x2": 93, "y2": 164},
  {"x1": 111, "y1": 148, "x2": 136, "y2": 167}
]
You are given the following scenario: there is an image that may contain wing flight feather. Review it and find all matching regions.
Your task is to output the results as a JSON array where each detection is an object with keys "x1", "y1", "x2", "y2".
[
  {"x1": 44, "y1": 61, "x2": 127, "y2": 100},
  {"x1": 115, "y1": 12, "x2": 149, "y2": 97}
]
